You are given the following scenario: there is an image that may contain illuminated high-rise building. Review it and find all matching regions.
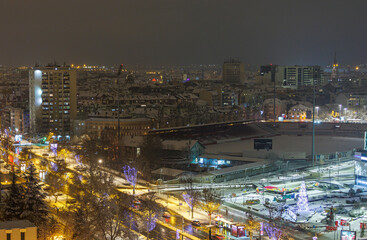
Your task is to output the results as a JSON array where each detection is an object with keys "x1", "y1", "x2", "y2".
[
  {"x1": 222, "y1": 59, "x2": 245, "y2": 85},
  {"x1": 276, "y1": 65, "x2": 323, "y2": 89},
  {"x1": 29, "y1": 65, "x2": 76, "y2": 138},
  {"x1": 331, "y1": 52, "x2": 339, "y2": 81}
]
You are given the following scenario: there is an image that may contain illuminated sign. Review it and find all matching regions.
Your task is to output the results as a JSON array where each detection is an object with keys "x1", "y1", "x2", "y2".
[
  {"x1": 364, "y1": 132, "x2": 367, "y2": 150},
  {"x1": 340, "y1": 230, "x2": 356, "y2": 240},
  {"x1": 14, "y1": 134, "x2": 22, "y2": 143}
]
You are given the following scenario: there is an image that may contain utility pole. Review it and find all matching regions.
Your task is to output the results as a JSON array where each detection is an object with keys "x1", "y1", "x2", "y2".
[
  {"x1": 0, "y1": 164, "x2": 2, "y2": 203},
  {"x1": 312, "y1": 76, "x2": 316, "y2": 168},
  {"x1": 116, "y1": 64, "x2": 124, "y2": 160},
  {"x1": 273, "y1": 72, "x2": 276, "y2": 124}
]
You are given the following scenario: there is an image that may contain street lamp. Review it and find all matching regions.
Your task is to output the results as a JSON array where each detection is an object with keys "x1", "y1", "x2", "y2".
[
  {"x1": 98, "y1": 159, "x2": 103, "y2": 167},
  {"x1": 315, "y1": 106, "x2": 319, "y2": 122},
  {"x1": 339, "y1": 104, "x2": 342, "y2": 119},
  {"x1": 172, "y1": 215, "x2": 185, "y2": 240}
]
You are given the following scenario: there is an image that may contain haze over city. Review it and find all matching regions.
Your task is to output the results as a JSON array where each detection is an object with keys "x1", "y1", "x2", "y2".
[{"x1": 1, "y1": 0, "x2": 367, "y2": 66}]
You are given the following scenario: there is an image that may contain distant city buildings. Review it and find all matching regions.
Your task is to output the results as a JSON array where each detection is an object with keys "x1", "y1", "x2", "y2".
[
  {"x1": 222, "y1": 59, "x2": 245, "y2": 85},
  {"x1": 0, "y1": 107, "x2": 29, "y2": 135},
  {"x1": 0, "y1": 61, "x2": 364, "y2": 142},
  {"x1": 29, "y1": 65, "x2": 76, "y2": 138}
]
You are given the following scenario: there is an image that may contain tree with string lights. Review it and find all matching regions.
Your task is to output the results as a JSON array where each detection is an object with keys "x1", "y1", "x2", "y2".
[
  {"x1": 181, "y1": 176, "x2": 200, "y2": 218},
  {"x1": 123, "y1": 165, "x2": 138, "y2": 195},
  {"x1": 297, "y1": 181, "x2": 309, "y2": 213}
]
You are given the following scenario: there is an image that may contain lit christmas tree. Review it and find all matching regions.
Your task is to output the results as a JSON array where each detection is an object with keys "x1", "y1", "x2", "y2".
[{"x1": 297, "y1": 181, "x2": 309, "y2": 213}]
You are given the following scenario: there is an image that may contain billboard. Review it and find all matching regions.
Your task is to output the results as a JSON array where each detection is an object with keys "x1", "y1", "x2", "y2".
[
  {"x1": 254, "y1": 139, "x2": 272, "y2": 150},
  {"x1": 355, "y1": 160, "x2": 367, "y2": 176}
]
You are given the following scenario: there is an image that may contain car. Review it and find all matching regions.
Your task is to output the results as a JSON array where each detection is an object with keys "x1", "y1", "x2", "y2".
[
  {"x1": 66, "y1": 199, "x2": 77, "y2": 204},
  {"x1": 43, "y1": 186, "x2": 51, "y2": 191},
  {"x1": 75, "y1": 165, "x2": 84, "y2": 171},
  {"x1": 42, "y1": 153, "x2": 49, "y2": 157},
  {"x1": 192, "y1": 220, "x2": 201, "y2": 226},
  {"x1": 133, "y1": 199, "x2": 141, "y2": 209},
  {"x1": 54, "y1": 192, "x2": 63, "y2": 196},
  {"x1": 162, "y1": 212, "x2": 171, "y2": 218},
  {"x1": 212, "y1": 234, "x2": 225, "y2": 240}
]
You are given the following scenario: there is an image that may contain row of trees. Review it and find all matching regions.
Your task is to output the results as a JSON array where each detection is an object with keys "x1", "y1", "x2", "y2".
[
  {"x1": 58, "y1": 138, "x2": 163, "y2": 239},
  {"x1": 0, "y1": 134, "x2": 165, "y2": 239}
]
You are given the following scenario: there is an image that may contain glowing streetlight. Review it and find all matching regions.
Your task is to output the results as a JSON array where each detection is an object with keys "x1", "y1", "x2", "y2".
[
  {"x1": 315, "y1": 106, "x2": 319, "y2": 121},
  {"x1": 98, "y1": 159, "x2": 103, "y2": 164},
  {"x1": 339, "y1": 104, "x2": 342, "y2": 119}
]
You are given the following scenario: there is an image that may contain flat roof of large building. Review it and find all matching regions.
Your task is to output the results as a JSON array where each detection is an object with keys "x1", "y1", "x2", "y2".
[
  {"x1": 206, "y1": 160, "x2": 269, "y2": 176},
  {"x1": 206, "y1": 135, "x2": 363, "y2": 156}
]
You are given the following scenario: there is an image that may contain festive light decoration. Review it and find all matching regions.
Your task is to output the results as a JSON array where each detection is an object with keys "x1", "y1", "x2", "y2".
[
  {"x1": 51, "y1": 143, "x2": 58, "y2": 156},
  {"x1": 51, "y1": 162, "x2": 58, "y2": 172},
  {"x1": 260, "y1": 222, "x2": 264, "y2": 236},
  {"x1": 75, "y1": 155, "x2": 81, "y2": 165},
  {"x1": 176, "y1": 229, "x2": 180, "y2": 239},
  {"x1": 123, "y1": 165, "x2": 137, "y2": 187},
  {"x1": 183, "y1": 192, "x2": 193, "y2": 209},
  {"x1": 264, "y1": 223, "x2": 283, "y2": 240},
  {"x1": 146, "y1": 213, "x2": 157, "y2": 232},
  {"x1": 297, "y1": 181, "x2": 309, "y2": 212}
]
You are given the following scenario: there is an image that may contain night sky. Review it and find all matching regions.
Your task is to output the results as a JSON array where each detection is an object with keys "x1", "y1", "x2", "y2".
[{"x1": 1, "y1": 0, "x2": 366, "y2": 66}]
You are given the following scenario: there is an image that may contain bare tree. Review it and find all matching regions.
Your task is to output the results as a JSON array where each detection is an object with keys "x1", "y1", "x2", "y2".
[
  {"x1": 244, "y1": 214, "x2": 260, "y2": 240},
  {"x1": 200, "y1": 187, "x2": 221, "y2": 226},
  {"x1": 181, "y1": 176, "x2": 201, "y2": 218},
  {"x1": 140, "y1": 193, "x2": 162, "y2": 239}
]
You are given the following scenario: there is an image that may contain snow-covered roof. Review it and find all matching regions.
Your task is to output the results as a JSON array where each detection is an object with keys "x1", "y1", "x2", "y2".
[
  {"x1": 151, "y1": 167, "x2": 186, "y2": 177},
  {"x1": 0, "y1": 220, "x2": 35, "y2": 229},
  {"x1": 161, "y1": 140, "x2": 202, "y2": 151}
]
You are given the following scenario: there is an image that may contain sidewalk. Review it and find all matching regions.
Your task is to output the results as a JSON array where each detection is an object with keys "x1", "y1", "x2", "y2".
[{"x1": 157, "y1": 194, "x2": 211, "y2": 224}]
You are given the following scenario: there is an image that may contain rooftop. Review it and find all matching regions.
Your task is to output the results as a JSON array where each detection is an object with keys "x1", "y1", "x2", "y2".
[{"x1": 0, "y1": 220, "x2": 35, "y2": 229}]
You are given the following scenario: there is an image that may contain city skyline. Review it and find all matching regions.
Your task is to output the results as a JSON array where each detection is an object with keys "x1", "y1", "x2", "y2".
[{"x1": 1, "y1": 0, "x2": 367, "y2": 66}]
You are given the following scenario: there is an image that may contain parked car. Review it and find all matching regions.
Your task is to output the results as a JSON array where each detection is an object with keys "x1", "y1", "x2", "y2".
[
  {"x1": 162, "y1": 212, "x2": 171, "y2": 218},
  {"x1": 192, "y1": 220, "x2": 201, "y2": 226},
  {"x1": 133, "y1": 199, "x2": 141, "y2": 209},
  {"x1": 67, "y1": 199, "x2": 77, "y2": 204},
  {"x1": 212, "y1": 234, "x2": 225, "y2": 240}
]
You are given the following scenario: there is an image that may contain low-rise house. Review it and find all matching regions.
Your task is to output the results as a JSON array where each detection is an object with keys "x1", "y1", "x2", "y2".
[{"x1": 0, "y1": 220, "x2": 37, "y2": 240}]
